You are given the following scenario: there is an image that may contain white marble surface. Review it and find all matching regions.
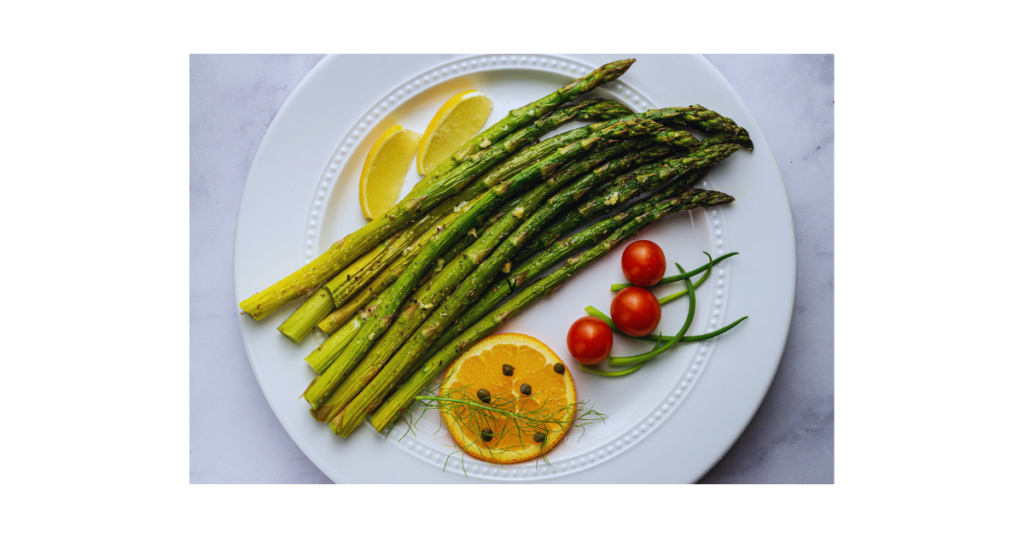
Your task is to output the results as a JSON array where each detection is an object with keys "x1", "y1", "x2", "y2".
[{"x1": 189, "y1": 54, "x2": 833, "y2": 483}]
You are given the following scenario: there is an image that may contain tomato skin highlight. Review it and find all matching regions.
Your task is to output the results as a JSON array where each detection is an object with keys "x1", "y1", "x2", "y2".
[
  {"x1": 566, "y1": 316, "x2": 614, "y2": 365},
  {"x1": 610, "y1": 286, "x2": 662, "y2": 337},
  {"x1": 621, "y1": 240, "x2": 667, "y2": 287}
]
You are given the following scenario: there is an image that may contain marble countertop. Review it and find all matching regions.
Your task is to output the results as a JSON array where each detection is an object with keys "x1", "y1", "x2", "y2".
[{"x1": 189, "y1": 54, "x2": 833, "y2": 483}]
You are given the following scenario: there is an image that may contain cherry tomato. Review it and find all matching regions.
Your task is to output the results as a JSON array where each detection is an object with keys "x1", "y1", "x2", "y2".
[
  {"x1": 566, "y1": 316, "x2": 614, "y2": 364},
  {"x1": 610, "y1": 286, "x2": 662, "y2": 337},
  {"x1": 621, "y1": 240, "x2": 667, "y2": 287}
]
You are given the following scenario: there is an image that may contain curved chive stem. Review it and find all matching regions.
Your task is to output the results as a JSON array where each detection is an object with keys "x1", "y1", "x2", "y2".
[
  {"x1": 585, "y1": 305, "x2": 615, "y2": 326},
  {"x1": 608, "y1": 265, "x2": 695, "y2": 367},
  {"x1": 579, "y1": 363, "x2": 644, "y2": 377},
  {"x1": 580, "y1": 336, "x2": 662, "y2": 377},
  {"x1": 658, "y1": 252, "x2": 714, "y2": 305},
  {"x1": 609, "y1": 252, "x2": 738, "y2": 292}
]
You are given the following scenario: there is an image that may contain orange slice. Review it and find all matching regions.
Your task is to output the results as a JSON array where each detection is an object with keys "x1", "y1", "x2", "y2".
[
  {"x1": 440, "y1": 333, "x2": 577, "y2": 464},
  {"x1": 416, "y1": 90, "x2": 493, "y2": 175},
  {"x1": 359, "y1": 125, "x2": 421, "y2": 219}
]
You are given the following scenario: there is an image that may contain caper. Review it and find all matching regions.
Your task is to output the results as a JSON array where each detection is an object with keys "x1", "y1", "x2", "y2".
[
  {"x1": 553, "y1": 363, "x2": 565, "y2": 375},
  {"x1": 481, "y1": 428, "x2": 494, "y2": 443},
  {"x1": 520, "y1": 383, "x2": 532, "y2": 396},
  {"x1": 502, "y1": 364, "x2": 514, "y2": 376},
  {"x1": 476, "y1": 388, "x2": 491, "y2": 404},
  {"x1": 533, "y1": 432, "x2": 546, "y2": 443}
]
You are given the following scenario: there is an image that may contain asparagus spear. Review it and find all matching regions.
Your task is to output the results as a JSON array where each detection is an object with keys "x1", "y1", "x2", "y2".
[
  {"x1": 406, "y1": 59, "x2": 636, "y2": 199},
  {"x1": 238, "y1": 61, "x2": 635, "y2": 319},
  {"x1": 328, "y1": 141, "x2": 700, "y2": 436},
  {"x1": 512, "y1": 132, "x2": 745, "y2": 262},
  {"x1": 302, "y1": 118, "x2": 662, "y2": 410},
  {"x1": 370, "y1": 189, "x2": 736, "y2": 432}
]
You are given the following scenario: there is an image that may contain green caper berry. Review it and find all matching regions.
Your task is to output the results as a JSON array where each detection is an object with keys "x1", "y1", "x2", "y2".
[
  {"x1": 520, "y1": 383, "x2": 532, "y2": 396},
  {"x1": 502, "y1": 364, "x2": 514, "y2": 376},
  {"x1": 553, "y1": 363, "x2": 565, "y2": 375},
  {"x1": 481, "y1": 428, "x2": 494, "y2": 443},
  {"x1": 476, "y1": 388, "x2": 491, "y2": 404},
  {"x1": 533, "y1": 432, "x2": 546, "y2": 443}
]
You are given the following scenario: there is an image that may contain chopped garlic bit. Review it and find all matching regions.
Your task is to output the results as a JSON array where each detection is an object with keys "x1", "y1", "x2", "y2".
[
  {"x1": 512, "y1": 206, "x2": 524, "y2": 219},
  {"x1": 605, "y1": 192, "x2": 619, "y2": 206},
  {"x1": 503, "y1": 126, "x2": 508, "y2": 131},
  {"x1": 479, "y1": 138, "x2": 491, "y2": 149},
  {"x1": 502, "y1": 262, "x2": 511, "y2": 273},
  {"x1": 468, "y1": 228, "x2": 477, "y2": 238},
  {"x1": 421, "y1": 303, "x2": 433, "y2": 310},
  {"x1": 453, "y1": 201, "x2": 468, "y2": 213},
  {"x1": 527, "y1": 109, "x2": 535, "y2": 116}
]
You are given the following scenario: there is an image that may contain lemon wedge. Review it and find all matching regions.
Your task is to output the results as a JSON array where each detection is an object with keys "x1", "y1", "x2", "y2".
[
  {"x1": 359, "y1": 125, "x2": 421, "y2": 219},
  {"x1": 416, "y1": 90, "x2": 493, "y2": 176}
]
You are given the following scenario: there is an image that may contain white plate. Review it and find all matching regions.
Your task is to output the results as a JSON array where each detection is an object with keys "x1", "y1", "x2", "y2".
[{"x1": 233, "y1": 54, "x2": 795, "y2": 483}]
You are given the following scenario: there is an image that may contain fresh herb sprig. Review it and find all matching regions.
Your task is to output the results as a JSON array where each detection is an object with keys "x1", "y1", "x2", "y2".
[{"x1": 390, "y1": 383, "x2": 605, "y2": 474}]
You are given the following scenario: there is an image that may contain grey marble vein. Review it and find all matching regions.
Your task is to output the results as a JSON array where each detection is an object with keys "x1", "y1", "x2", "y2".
[{"x1": 189, "y1": 54, "x2": 833, "y2": 484}]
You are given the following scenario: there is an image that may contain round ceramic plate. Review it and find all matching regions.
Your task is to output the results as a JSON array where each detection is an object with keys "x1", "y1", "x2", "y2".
[{"x1": 233, "y1": 54, "x2": 795, "y2": 483}]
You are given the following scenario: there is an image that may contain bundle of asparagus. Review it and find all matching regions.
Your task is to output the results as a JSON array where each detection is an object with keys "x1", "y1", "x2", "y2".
[
  {"x1": 239, "y1": 59, "x2": 638, "y2": 320},
  {"x1": 238, "y1": 58, "x2": 753, "y2": 440}
]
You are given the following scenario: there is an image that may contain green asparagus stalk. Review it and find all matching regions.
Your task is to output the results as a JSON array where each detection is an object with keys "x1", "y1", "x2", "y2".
[
  {"x1": 665, "y1": 105, "x2": 753, "y2": 149},
  {"x1": 407, "y1": 60, "x2": 636, "y2": 199},
  {"x1": 324, "y1": 140, "x2": 687, "y2": 433},
  {"x1": 520, "y1": 133, "x2": 745, "y2": 262},
  {"x1": 370, "y1": 188, "x2": 735, "y2": 432},
  {"x1": 238, "y1": 61, "x2": 635, "y2": 319},
  {"x1": 301, "y1": 118, "x2": 663, "y2": 410}
]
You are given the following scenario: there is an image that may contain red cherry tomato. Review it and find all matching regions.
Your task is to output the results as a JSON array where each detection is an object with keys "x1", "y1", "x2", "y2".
[
  {"x1": 621, "y1": 240, "x2": 666, "y2": 287},
  {"x1": 610, "y1": 286, "x2": 662, "y2": 337},
  {"x1": 566, "y1": 316, "x2": 614, "y2": 364}
]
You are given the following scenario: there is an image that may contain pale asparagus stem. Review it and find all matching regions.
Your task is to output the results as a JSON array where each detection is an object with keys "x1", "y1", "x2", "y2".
[
  {"x1": 279, "y1": 217, "x2": 430, "y2": 343},
  {"x1": 315, "y1": 231, "x2": 476, "y2": 337},
  {"x1": 302, "y1": 118, "x2": 663, "y2": 411},
  {"x1": 407, "y1": 59, "x2": 636, "y2": 199},
  {"x1": 329, "y1": 140, "x2": 697, "y2": 436},
  {"x1": 323, "y1": 200, "x2": 451, "y2": 305},
  {"x1": 370, "y1": 189, "x2": 736, "y2": 432},
  {"x1": 238, "y1": 61, "x2": 635, "y2": 319},
  {"x1": 277, "y1": 287, "x2": 334, "y2": 343},
  {"x1": 304, "y1": 211, "x2": 485, "y2": 374}
]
